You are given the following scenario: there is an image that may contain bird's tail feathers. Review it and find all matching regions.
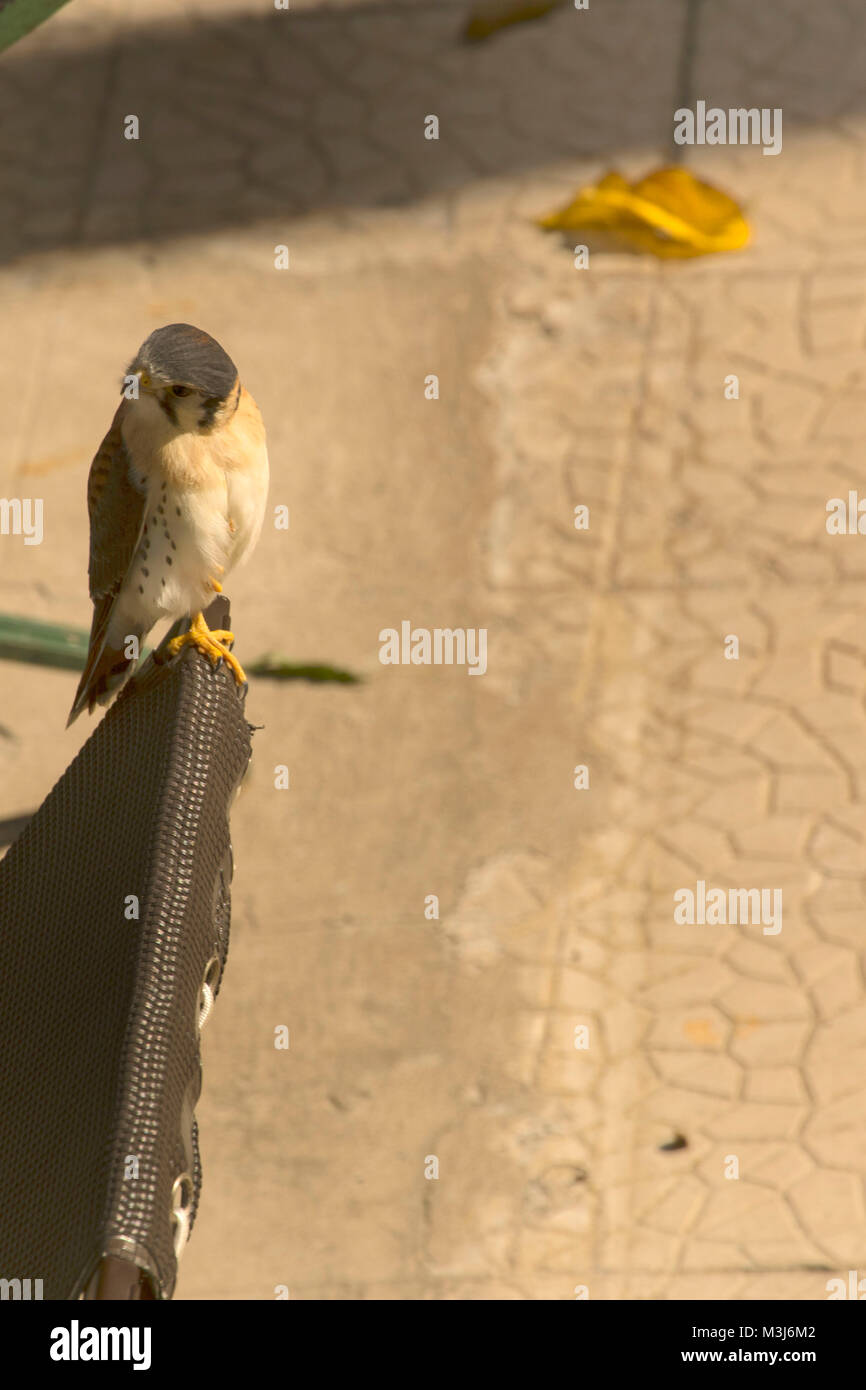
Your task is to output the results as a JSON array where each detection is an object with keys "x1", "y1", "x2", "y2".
[{"x1": 66, "y1": 630, "x2": 142, "y2": 727}]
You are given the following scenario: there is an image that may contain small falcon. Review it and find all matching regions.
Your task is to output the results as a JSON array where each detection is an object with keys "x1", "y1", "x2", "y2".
[{"x1": 67, "y1": 323, "x2": 269, "y2": 726}]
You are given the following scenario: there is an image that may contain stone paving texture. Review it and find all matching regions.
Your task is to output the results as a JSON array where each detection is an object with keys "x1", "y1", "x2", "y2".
[{"x1": 1, "y1": 0, "x2": 865, "y2": 1299}]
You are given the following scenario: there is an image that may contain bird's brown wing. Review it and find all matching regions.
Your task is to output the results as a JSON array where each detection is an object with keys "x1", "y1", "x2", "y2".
[
  {"x1": 67, "y1": 400, "x2": 149, "y2": 725},
  {"x1": 86, "y1": 399, "x2": 148, "y2": 600}
]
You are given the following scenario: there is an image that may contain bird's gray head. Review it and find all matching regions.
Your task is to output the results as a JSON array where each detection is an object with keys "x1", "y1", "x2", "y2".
[{"x1": 126, "y1": 323, "x2": 241, "y2": 432}]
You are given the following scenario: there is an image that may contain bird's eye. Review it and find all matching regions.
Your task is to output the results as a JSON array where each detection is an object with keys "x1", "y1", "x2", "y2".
[{"x1": 171, "y1": 384, "x2": 192, "y2": 398}]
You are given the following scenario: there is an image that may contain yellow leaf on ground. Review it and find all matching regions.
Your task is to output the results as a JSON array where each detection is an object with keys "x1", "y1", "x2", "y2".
[
  {"x1": 538, "y1": 167, "x2": 750, "y2": 257},
  {"x1": 463, "y1": 0, "x2": 565, "y2": 42}
]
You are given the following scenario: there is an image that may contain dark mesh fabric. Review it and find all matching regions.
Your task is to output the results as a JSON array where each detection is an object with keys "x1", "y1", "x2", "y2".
[{"x1": 0, "y1": 600, "x2": 252, "y2": 1299}]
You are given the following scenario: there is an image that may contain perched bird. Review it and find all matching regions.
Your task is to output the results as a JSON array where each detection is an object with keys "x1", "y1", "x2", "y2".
[{"x1": 67, "y1": 323, "x2": 269, "y2": 726}]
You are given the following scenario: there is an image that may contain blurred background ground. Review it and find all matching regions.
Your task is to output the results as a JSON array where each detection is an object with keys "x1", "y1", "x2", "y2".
[{"x1": 2, "y1": 0, "x2": 866, "y2": 1298}]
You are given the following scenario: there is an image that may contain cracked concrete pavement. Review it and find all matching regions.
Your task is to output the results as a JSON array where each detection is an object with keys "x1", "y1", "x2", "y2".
[{"x1": 2, "y1": 0, "x2": 866, "y2": 1299}]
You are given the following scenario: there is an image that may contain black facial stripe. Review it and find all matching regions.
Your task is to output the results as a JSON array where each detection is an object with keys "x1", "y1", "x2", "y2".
[
  {"x1": 198, "y1": 396, "x2": 221, "y2": 429},
  {"x1": 198, "y1": 381, "x2": 241, "y2": 430},
  {"x1": 158, "y1": 395, "x2": 178, "y2": 426}
]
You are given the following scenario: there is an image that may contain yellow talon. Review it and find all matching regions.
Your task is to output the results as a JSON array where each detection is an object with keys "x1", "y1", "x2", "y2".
[
  {"x1": 210, "y1": 578, "x2": 223, "y2": 593},
  {"x1": 167, "y1": 611, "x2": 247, "y2": 685}
]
